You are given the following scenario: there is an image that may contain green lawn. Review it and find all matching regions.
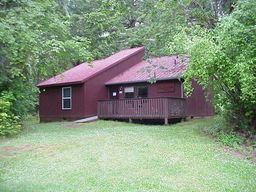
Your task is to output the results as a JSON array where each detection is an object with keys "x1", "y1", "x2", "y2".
[{"x1": 0, "y1": 119, "x2": 255, "y2": 192}]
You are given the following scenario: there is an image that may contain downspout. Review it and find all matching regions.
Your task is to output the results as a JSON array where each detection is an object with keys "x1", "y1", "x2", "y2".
[
  {"x1": 178, "y1": 77, "x2": 186, "y2": 119},
  {"x1": 178, "y1": 78, "x2": 184, "y2": 98}
]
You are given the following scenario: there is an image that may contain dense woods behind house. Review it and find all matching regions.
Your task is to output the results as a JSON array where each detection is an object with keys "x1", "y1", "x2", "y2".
[{"x1": 0, "y1": 0, "x2": 255, "y2": 138}]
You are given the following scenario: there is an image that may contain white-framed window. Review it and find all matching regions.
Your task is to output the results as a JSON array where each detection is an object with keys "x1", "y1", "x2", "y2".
[
  {"x1": 62, "y1": 87, "x2": 72, "y2": 110},
  {"x1": 124, "y1": 86, "x2": 134, "y2": 98}
]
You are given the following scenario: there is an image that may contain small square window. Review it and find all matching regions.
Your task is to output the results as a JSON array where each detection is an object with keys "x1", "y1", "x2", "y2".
[
  {"x1": 138, "y1": 86, "x2": 148, "y2": 98},
  {"x1": 125, "y1": 92, "x2": 134, "y2": 98},
  {"x1": 124, "y1": 87, "x2": 134, "y2": 98},
  {"x1": 63, "y1": 88, "x2": 71, "y2": 97},
  {"x1": 63, "y1": 99, "x2": 71, "y2": 109}
]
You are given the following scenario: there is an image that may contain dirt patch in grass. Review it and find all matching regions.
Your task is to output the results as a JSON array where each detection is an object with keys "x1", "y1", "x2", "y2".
[
  {"x1": 63, "y1": 124, "x2": 83, "y2": 128},
  {"x1": 34, "y1": 144, "x2": 64, "y2": 157},
  {"x1": 178, "y1": 121, "x2": 198, "y2": 127},
  {"x1": 0, "y1": 138, "x2": 11, "y2": 143},
  {"x1": 0, "y1": 143, "x2": 63, "y2": 157},
  {"x1": 109, "y1": 122, "x2": 126, "y2": 127},
  {"x1": 36, "y1": 144, "x2": 62, "y2": 151},
  {"x1": 223, "y1": 145, "x2": 256, "y2": 163},
  {"x1": 251, "y1": 151, "x2": 256, "y2": 163},
  {"x1": 230, "y1": 150, "x2": 246, "y2": 159},
  {"x1": 2, "y1": 145, "x2": 33, "y2": 153},
  {"x1": 0, "y1": 145, "x2": 33, "y2": 157}
]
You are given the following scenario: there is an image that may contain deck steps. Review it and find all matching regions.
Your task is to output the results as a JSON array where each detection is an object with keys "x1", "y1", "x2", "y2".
[{"x1": 74, "y1": 116, "x2": 98, "y2": 123}]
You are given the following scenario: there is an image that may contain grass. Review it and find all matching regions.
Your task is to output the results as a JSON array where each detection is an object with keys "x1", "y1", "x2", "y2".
[{"x1": 0, "y1": 118, "x2": 256, "y2": 192}]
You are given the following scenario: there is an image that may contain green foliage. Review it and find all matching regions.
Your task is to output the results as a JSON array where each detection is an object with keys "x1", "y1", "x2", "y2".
[
  {"x1": 0, "y1": 0, "x2": 92, "y2": 80},
  {"x1": 219, "y1": 131, "x2": 244, "y2": 148},
  {"x1": 69, "y1": 3, "x2": 124, "y2": 58},
  {"x1": 200, "y1": 117, "x2": 244, "y2": 148},
  {"x1": 0, "y1": 92, "x2": 21, "y2": 136},
  {"x1": 183, "y1": 0, "x2": 256, "y2": 133},
  {"x1": 118, "y1": 0, "x2": 234, "y2": 58},
  {"x1": 0, "y1": 0, "x2": 93, "y2": 122},
  {"x1": 200, "y1": 116, "x2": 227, "y2": 137}
]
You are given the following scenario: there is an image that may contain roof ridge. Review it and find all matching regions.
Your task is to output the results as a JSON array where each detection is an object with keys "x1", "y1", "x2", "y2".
[{"x1": 81, "y1": 47, "x2": 144, "y2": 83}]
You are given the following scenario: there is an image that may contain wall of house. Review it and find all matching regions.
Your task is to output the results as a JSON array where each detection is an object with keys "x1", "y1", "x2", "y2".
[
  {"x1": 106, "y1": 80, "x2": 182, "y2": 99},
  {"x1": 39, "y1": 84, "x2": 85, "y2": 121},
  {"x1": 106, "y1": 79, "x2": 214, "y2": 118},
  {"x1": 148, "y1": 80, "x2": 182, "y2": 98},
  {"x1": 185, "y1": 80, "x2": 214, "y2": 117},
  {"x1": 83, "y1": 48, "x2": 145, "y2": 117}
]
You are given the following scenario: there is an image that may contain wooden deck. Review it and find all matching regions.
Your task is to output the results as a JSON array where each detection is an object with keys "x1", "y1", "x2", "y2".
[{"x1": 97, "y1": 97, "x2": 186, "y2": 121}]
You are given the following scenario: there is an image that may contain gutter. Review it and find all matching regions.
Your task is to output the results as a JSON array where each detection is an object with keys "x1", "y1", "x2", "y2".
[{"x1": 36, "y1": 81, "x2": 84, "y2": 88}]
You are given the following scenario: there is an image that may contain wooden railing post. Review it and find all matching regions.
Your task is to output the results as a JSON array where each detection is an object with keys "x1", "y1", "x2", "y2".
[
  {"x1": 164, "y1": 118, "x2": 168, "y2": 125},
  {"x1": 163, "y1": 98, "x2": 169, "y2": 125}
]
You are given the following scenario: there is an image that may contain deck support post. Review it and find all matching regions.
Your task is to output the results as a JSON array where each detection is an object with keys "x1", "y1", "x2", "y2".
[
  {"x1": 164, "y1": 118, "x2": 168, "y2": 125},
  {"x1": 129, "y1": 118, "x2": 133, "y2": 123}
]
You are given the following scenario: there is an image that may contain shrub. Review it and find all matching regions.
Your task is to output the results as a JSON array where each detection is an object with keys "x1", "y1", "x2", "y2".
[
  {"x1": 0, "y1": 92, "x2": 21, "y2": 137},
  {"x1": 184, "y1": 0, "x2": 256, "y2": 134},
  {"x1": 200, "y1": 116, "x2": 244, "y2": 148},
  {"x1": 200, "y1": 116, "x2": 228, "y2": 137},
  {"x1": 219, "y1": 131, "x2": 244, "y2": 148}
]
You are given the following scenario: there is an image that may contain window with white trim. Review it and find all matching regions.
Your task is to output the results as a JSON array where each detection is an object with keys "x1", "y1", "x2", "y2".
[
  {"x1": 62, "y1": 87, "x2": 72, "y2": 110},
  {"x1": 124, "y1": 86, "x2": 134, "y2": 98}
]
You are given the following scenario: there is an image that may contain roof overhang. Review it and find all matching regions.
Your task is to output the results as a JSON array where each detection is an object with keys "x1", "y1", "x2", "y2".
[
  {"x1": 37, "y1": 81, "x2": 84, "y2": 88},
  {"x1": 105, "y1": 76, "x2": 183, "y2": 86}
]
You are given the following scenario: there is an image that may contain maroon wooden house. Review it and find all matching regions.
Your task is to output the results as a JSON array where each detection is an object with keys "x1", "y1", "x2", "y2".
[{"x1": 37, "y1": 47, "x2": 214, "y2": 123}]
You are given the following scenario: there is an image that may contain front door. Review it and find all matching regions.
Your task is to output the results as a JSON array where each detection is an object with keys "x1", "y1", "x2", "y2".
[
  {"x1": 109, "y1": 88, "x2": 119, "y2": 100},
  {"x1": 109, "y1": 87, "x2": 119, "y2": 115}
]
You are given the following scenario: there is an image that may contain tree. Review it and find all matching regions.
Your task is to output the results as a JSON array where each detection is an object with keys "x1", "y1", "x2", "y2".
[
  {"x1": 0, "y1": 0, "x2": 92, "y2": 129},
  {"x1": 184, "y1": 0, "x2": 256, "y2": 133}
]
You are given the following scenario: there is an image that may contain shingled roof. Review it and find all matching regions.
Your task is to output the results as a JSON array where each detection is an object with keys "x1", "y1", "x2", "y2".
[
  {"x1": 105, "y1": 55, "x2": 187, "y2": 85},
  {"x1": 37, "y1": 47, "x2": 145, "y2": 87}
]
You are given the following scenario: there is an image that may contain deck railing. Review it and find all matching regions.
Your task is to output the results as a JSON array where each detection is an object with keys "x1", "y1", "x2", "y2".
[{"x1": 97, "y1": 97, "x2": 186, "y2": 119}]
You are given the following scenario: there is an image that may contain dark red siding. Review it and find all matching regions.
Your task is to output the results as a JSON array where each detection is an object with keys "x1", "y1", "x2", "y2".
[
  {"x1": 83, "y1": 49, "x2": 145, "y2": 117},
  {"x1": 39, "y1": 84, "x2": 85, "y2": 121},
  {"x1": 107, "y1": 80, "x2": 182, "y2": 99},
  {"x1": 185, "y1": 80, "x2": 214, "y2": 117},
  {"x1": 148, "y1": 80, "x2": 182, "y2": 98},
  {"x1": 106, "y1": 79, "x2": 214, "y2": 118},
  {"x1": 38, "y1": 49, "x2": 145, "y2": 121}
]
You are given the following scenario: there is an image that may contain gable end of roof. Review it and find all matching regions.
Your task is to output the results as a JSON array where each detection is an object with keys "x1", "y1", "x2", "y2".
[{"x1": 82, "y1": 47, "x2": 145, "y2": 83}]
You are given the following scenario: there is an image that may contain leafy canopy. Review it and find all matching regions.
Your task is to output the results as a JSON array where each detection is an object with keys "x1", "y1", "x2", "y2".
[{"x1": 184, "y1": 0, "x2": 256, "y2": 133}]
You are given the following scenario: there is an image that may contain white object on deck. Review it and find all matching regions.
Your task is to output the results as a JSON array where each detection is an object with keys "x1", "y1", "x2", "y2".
[{"x1": 74, "y1": 116, "x2": 98, "y2": 123}]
